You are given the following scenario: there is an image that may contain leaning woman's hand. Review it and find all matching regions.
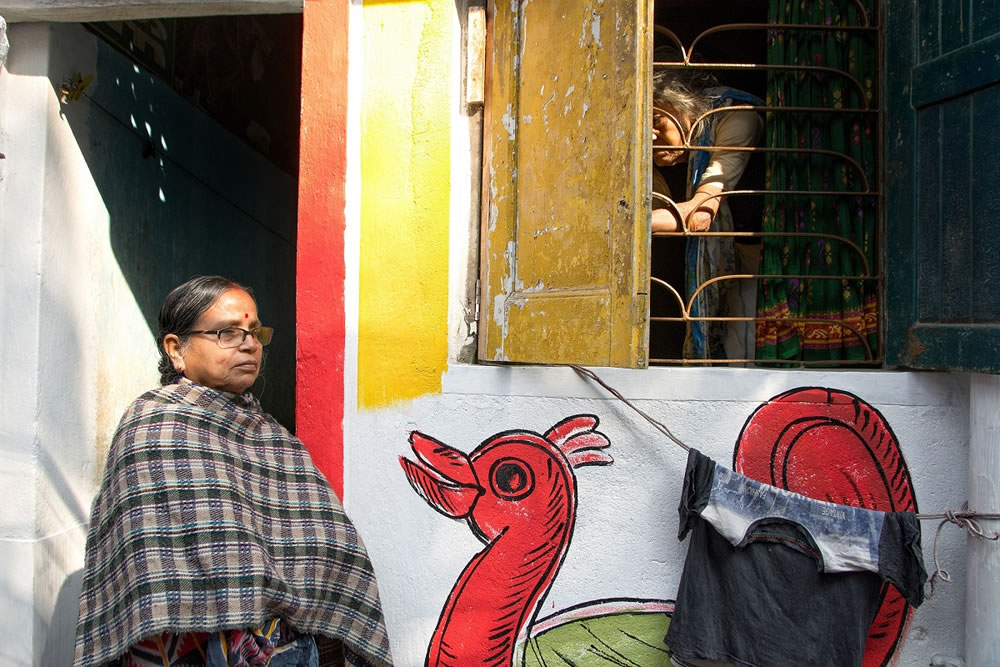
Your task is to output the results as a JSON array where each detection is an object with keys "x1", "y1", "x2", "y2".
[
  {"x1": 674, "y1": 198, "x2": 715, "y2": 232},
  {"x1": 677, "y1": 183, "x2": 724, "y2": 232},
  {"x1": 686, "y1": 208, "x2": 715, "y2": 232}
]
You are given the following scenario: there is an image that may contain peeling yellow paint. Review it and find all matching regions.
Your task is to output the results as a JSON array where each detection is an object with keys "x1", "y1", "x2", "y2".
[
  {"x1": 358, "y1": 0, "x2": 451, "y2": 408},
  {"x1": 478, "y1": 0, "x2": 651, "y2": 366}
]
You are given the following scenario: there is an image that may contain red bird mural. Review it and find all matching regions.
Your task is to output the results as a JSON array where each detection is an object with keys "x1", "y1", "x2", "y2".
[
  {"x1": 399, "y1": 415, "x2": 614, "y2": 667},
  {"x1": 401, "y1": 390, "x2": 920, "y2": 667}
]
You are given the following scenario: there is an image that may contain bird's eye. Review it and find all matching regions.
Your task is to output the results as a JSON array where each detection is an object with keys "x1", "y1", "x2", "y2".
[{"x1": 490, "y1": 458, "x2": 534, "y2": 501}]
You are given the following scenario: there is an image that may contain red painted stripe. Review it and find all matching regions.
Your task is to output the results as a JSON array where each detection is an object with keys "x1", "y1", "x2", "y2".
[{"x1": 296, "y1": 0, "x2": 349, "y2": 498}]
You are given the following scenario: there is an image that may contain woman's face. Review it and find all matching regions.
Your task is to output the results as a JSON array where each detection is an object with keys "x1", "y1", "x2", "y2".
[
  {"x1": 652, "y1": 106, "x2": 689, "y2": 167},
  {"x1": 167, "y1": 288, "x2": 264, "y2": 395}
]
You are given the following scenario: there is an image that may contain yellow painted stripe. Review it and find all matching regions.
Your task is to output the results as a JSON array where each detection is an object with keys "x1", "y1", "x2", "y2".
[{"x1": 358, "y1": 0, "x2": 451, "y2": 408}]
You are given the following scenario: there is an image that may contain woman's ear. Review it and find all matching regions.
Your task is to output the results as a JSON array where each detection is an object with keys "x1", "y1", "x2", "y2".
[{"x1": 163, "y1": 334, "x2": 186, "y2": 373}]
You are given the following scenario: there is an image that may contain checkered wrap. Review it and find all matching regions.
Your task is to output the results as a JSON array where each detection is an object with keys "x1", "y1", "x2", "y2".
[{"x1": 74, "y1": 380, "x2": 392, "y2": 667}]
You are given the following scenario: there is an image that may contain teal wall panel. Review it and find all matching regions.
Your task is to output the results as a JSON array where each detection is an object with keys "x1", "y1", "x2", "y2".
[
  {"x1": 886, "y1": 0, "x2": 1000, "y2": 372},
  {"x1": 61, "y1": 34, "x2": 298, "y2": 426}
]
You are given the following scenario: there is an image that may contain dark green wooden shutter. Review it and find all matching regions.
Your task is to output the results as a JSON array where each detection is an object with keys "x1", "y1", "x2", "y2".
[{"x1": 885, "y1": 0, "x2": 1000, "y2": 372}]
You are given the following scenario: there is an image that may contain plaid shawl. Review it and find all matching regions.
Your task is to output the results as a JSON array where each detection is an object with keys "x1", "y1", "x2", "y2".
[{"x1": 74, "y1": 380, "x2": 392, "y2": 667}]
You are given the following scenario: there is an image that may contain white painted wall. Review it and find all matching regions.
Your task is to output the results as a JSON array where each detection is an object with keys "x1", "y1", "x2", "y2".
[
  {"x1": 0, "y1": 25, "x2": 45, "y2": 666},
  {"x1": 336, "y1": 10, "x2": 978, "y2": 662},
  {"x1": 0, "y1": 23, "x2": 160, "y2": 666},
  {"x1": 966, "y1": 374, "x2": 1000, "y2": 665},
  {"x1": 343, "y1": 366, "x2": 972, "y2": 665}
]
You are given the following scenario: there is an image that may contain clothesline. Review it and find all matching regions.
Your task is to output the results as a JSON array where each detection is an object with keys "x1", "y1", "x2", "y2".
[
  {"x1": 566, "y1": 363, "x2": 1000, "y2": 526},
  {"x1": 569, "y1": 364, "x2": 690, "y2": 451},
  {"x1": 565, "y1": 363, "x2": 1000, "y2": 597}
]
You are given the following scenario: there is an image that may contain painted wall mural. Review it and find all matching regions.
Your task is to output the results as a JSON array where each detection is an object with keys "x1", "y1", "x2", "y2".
[
  {"x1": 400, "y1": 388, "x2": 917, "y2": 666},
  {"x1": 734, "y1": 387, "x2": 918, "y2": 667}
]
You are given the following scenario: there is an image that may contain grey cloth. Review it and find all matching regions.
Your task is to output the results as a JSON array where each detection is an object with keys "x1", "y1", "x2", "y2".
[{"x1": 665, "y1": 449, "x2": 926, "y2": 667}]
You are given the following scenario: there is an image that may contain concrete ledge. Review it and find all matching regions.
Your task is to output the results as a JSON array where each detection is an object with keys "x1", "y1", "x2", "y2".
[
  {"x1": 442, "y1": 363, "x2": 967, "y2": 407},
  {"x1": 0, "y1": 0, "x2": 301, "y2": 23}
]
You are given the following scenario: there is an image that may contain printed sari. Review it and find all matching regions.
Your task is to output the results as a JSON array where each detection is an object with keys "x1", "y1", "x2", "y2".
[{"x1": 755, "y1": 0, "x2": 879, "y2": 363}]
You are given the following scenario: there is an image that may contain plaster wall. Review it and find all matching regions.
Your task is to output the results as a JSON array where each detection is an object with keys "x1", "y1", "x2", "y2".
[
  {"x1": 345, "y1": 366, "x2": 971, "y2": 666},
  {"x1": 341, "y1": 3, "x2": 977, "y2": 666},
  {"x1": 0, "y1": 23, "x2": 160, "y2": 665},
  {"x1": 0, "y1": 21, "x2": 298, "y2": 663},
  {"x1": 0, "y1": 25, "x2": 46, "y2": 666}
]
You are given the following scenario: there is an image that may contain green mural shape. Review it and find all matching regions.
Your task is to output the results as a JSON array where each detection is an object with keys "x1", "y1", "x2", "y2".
[{"x1": 522, "y1": 610, "x2": 672, "y2": 666}]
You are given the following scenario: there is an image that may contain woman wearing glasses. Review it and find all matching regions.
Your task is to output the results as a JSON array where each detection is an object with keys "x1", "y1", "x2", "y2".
[{"x1": 74, "y1": 276, "x2": 392, "y2": 667}]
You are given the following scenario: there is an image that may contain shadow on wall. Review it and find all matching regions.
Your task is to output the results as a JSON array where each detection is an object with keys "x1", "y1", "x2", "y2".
[
  {"x1": 56, "y1": 24, "x2": 299, "y2": 428},
  {"x1": 33, "y1": 450, "x2": 88, "y2": 663},
  {"x1": 39, "y1": 569, "x2": 84, "y2": 665}
]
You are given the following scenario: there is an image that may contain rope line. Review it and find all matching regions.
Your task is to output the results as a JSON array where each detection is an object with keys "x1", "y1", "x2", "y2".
[
  {"x1": 925, "y1": 518, "x2": 953, "y2": 599},
  {"x1": 926, "y1": 509, "x2": 1000, "y2": 598},
  {"x1": 569, "y1": 364, "x2": 690, "y2": 451},
  {"x1": 566, "y1": 362, "x2": 999, "y2": 596},
  {"x1": 566, "y1": 363, "x2": 1000, "y2": 523}
]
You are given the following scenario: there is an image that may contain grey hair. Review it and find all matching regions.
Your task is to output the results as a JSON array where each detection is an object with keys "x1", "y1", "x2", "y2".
[
  {"x1": 155, "y1": 275, "x2": 253, "y2": 385},
  {"x1": 652, "y1": 45, "x2": 717, "y2": 128}
]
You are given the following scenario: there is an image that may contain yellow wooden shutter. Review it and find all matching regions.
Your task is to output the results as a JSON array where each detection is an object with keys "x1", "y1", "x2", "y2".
[{"x1": 479, "y1": 0, "x2": 651, "y2": 367}]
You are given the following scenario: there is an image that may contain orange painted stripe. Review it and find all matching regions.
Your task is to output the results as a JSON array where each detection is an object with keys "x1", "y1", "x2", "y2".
[{"x1": 296, "y1": 0, "x2": 349, "y2": 497}]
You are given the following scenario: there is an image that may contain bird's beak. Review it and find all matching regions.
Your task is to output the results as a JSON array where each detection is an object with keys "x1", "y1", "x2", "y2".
[{"x1": 399, "y1": 432, "x2": 482, "y2": 519}]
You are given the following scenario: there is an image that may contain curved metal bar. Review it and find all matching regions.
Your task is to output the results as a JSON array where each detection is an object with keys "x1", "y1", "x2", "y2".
[
  {"x1": 652, "y1": 192, "x2": 875, "y2": 274},
  {"x1": 683, "y1": 106, "x2": 879, "y2": 164},
  {"x1": 660, "y1": 230, "x2": 874, "y2": 275},
  {"x1": 848, "y1": 0, "x2": 872, "y2": 26},
  {"x1": 651, "y1": 103, "x2": 688, "y2": 138},
  {"x1": 745, "y1": 147, "x2": 872, "y2": 192},
  {"x1": 680, "y1": 188, "x2": 878, "y2": 197},
  {"x1": 686, "y1": 272, "x2": 876, "y2": 297},
  {"x1": 739, "y1": 103, "x2": 878, "y2": 114},
  {"x1": 691, "y1": 22, "x2": 877, "y2": 53},
  {"x1": 650, "y1": 193, "x2": 687, "y2": 232},
  {"x1": 648, "y1": 140, "x2": 874, "y2": 193},
  {"x1": 649, "y1": 276, "x2": 687, "y2": 313},
  {"x1": 652, "y1": 59, "x2": 874, "y2": 108},
  {"x1": 652, "y1": 25, "x2": 687, "y2": 58},
  {"x1": 687, "y1": 101, "x2": 876, "y2": 121},
  {"x1": 648, "y1": 356, "x2": 880, "y2": 367}
]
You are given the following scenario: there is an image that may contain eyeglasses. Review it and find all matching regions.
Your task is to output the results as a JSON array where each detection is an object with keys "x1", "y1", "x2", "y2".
[{"x1": 180, "y1": 326, "x2": 274, "y2": 348}]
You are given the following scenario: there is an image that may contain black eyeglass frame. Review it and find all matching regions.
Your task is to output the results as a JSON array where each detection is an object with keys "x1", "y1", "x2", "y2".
[{"x1": 179, "y1": 326, "x2": 274, "y2": 348}]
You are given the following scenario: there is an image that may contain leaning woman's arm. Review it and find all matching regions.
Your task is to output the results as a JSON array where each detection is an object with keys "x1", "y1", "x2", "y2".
[
  {"x1": 652, "y1": 207, "x2": 682, "y2": 233},
  {"x1": 673, "y1": 182, "x2": 726, "y2": 232},
  {"x1": 677, "y1": 109, "x2": 763, "y2": 231}
]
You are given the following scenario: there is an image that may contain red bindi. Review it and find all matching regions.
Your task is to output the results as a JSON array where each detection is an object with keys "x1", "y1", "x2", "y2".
[{"x1": 244, "y1": 313, "x2": 249, "y2": 319}]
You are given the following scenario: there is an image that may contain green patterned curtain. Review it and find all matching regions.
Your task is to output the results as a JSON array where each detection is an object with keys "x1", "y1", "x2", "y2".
[{"x1": 755, "y1": 0, "x2": 878, "y2": 363}]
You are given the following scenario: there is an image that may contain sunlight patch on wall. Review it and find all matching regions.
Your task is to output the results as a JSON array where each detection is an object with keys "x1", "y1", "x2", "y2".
[{"x1": 357, "y1": 0, "x2": 451, "y2": 409}]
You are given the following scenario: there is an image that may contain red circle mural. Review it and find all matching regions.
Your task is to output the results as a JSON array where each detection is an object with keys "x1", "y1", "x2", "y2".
[{"x1": 733, "y1": 387, "x2": 918, "y2": 667}]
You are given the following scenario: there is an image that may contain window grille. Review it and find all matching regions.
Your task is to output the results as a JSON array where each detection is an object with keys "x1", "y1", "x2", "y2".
[{"x1": 649, "y1": 0, "x2": 881, "y2": 367}]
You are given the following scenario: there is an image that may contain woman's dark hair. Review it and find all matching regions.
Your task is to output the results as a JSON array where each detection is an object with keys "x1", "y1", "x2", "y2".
[{"x1": 156, "y1": 275, "x2": 253, "y2": 385}]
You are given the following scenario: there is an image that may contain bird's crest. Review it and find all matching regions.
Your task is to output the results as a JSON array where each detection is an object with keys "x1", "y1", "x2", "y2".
[{"x1": 544, "y1": 414, "x2": 613, "y2": 467}]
